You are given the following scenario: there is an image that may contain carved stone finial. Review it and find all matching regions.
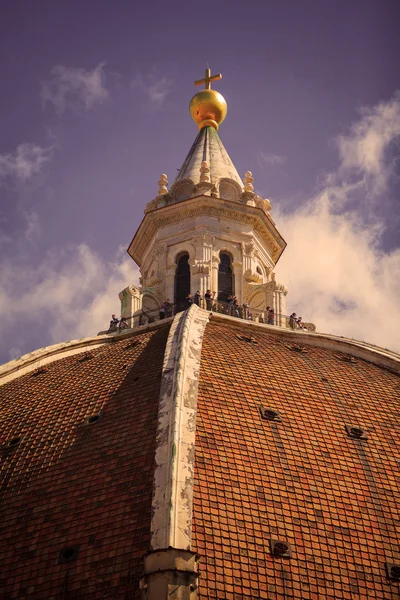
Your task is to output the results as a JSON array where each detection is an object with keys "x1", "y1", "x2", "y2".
[
  {"x1": 158, "y1": 173, "x2": 168, "y2": 195},
  {"x1": 243, "y1": 170, "x2": 254, "y2": 192},
  {"x1": 200, "y1": 160, "x2": 210, "y2": 183},
  {"x1": 264, "y1": 198, "x2": 271, "y2": 211}
]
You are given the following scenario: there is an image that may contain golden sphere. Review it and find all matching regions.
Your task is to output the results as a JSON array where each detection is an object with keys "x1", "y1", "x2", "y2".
[{"x1": 189, "y1": 89, "x2": 227, "y2": 131}]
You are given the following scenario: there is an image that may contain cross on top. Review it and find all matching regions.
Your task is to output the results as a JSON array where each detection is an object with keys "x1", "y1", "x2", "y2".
[{"x1": 194, "y1": 67, "x2": 222, "y2": 90}]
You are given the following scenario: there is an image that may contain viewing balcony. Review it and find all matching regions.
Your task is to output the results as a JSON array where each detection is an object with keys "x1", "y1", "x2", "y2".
[{"x1": 107, "y1": 300, "x2": 316, "y2": 334}]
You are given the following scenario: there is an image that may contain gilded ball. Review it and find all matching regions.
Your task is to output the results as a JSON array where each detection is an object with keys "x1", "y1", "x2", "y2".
[{"x1": 189, "y1": 89, "x2": 227, "y2": 131}]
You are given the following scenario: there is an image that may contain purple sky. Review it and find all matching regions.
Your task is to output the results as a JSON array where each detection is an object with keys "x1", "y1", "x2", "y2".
[{"x1": 1, "y1": 0, "x2": 400, "y2": 363}]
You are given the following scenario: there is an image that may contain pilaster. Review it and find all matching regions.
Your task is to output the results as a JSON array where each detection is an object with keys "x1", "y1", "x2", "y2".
[
  {"x1": 242, "y1": 240, "x2": 254, "y2": 273},
  {"x1": 118, "y1": 285, "x2": 142, "y2": 319},
  {"x1": 165, "y1": 263, "x2": 176, "y2": 305},
  {"x1": 231, "y1": 260, "x2": 243, "y2": 302},
  {"x1": 211, "y1": 255, "x2": 220, "y2": 297}
]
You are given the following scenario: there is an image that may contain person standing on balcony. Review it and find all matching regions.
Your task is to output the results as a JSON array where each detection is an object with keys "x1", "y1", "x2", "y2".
[
  {"x1": 297, "y1": 316, "x2": 306, "y2": 330},
  {"x1": 119, "y1": 317, "x2": 128, "y2": 330},
  {"x1": 109, "y1": 314, "x2": 119, "y2": 332},
  {"x1": 159, "y1": 303, "x2": 166, "y2": 320},
  {"x1": 194, "y1": 290, "x2": 201, "y2": 306},
  {"x1": 228, "y1": 295, "x2": 234, "y2": 316},
  {"x1": 267, "y1": 307, "x2": 275, "y2": 325},
  {"x1": 165, "y1": 299, "x2": 173, "y2": 318},
  {"x1": 289, "y1": 312, "x2": 297, "y2": 329},
  {"x1": 186, "y1": 293, "x2": 194, "y2": 308},
  {"x1": 233, "y1": 296, "x2": 240, "y2": 317},
  {"x1": 205, "y1": 289, "x2": 213, "y2": 310}
]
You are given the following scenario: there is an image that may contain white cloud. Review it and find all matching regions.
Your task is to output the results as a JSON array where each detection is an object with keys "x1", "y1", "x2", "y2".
[
  {"x1": 130, "y1": 71, "x2": 172, "y2": 108},
  {"x1": 258, "y1": 152, "x2": 286, "y2": 168},
  {"x1": 41, "y1": 63, "x2": 109, "y2": 116},
  {"x1": 276, "y1": 200, "x2": 400, "y2": 352},
  {"x1": 336, "y1": 91, "x2": 400, "y2": 195},
  {"x1": 0, "y1": 143, "x2": 53, "y2": 184},
  {"x1": 275, "y1": 91, "x2": 400, "y2": 352},
  {"x1": 0, "y1": 244, "x2": 139, "y2": 362},
  {"x1": 9, "y1": 347, "x2": 22, "y2": 361}
]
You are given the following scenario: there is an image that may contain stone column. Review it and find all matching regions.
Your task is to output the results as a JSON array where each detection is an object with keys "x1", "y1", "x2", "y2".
[
  {"x1": 201, "y1": 235, "x2": 213, "y2": 295},
  {"x1": 188, "y1": 258, "x2": 198, "y2": 295},
  {"x1": 189, "y1": 234, "x2": 213, "y2": 301},
  {"x1": 241, "y1": 241, "x2": 255, "y2": 274},
  {"x1": 275, "y1": 284, "x2": 288, "y2": 327},
  {"x1": 265, "y1": 283, "x2": 274, "y2": 317},
  {"x1": 165, "y1": 264, "x2": 176, "y2": 306},
  {"x1": 154, "y1": 244, "x2": 165, "y2": 273},
  {"x1": 232, "y1": 260, "x2": 243, "y2": 303},
  {"x1": 211, "y1": 255, "x2": 220, "y2": 299},
  {"x1": 265, "y1": 276, "x2": 288, "y2": 327}
]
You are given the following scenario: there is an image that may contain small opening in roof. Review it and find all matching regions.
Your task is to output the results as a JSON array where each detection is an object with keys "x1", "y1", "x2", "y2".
[
  {"x1": 7, "y1": 436, "x2": 22, "y2": 448},
  {"x1": 124, "y1": 341, "x2": 140, "y2": 350},
  {"x1": 386, "y1": 563, "x2": 400, "y2": 581},
  {"x1": 390, "y1": 565, "x2": 400, "y2": 580},
  {"x1": 265, "y1": 409, "x2": 279, "y2": 420},
  {"x1": 274, "y1": 542, "x2": 289, "y2": 556},
  {"x1": 86, "y1": 414, "x2": 101, "y2": 425},
  {"x1": 336, "y1": 354, "x2": 357, "y2": 364},
  {"x1": 287, "y1": 344, "x2": 307, "y2": 353},
  {"x1": 350, "y1": 427, "x2": 363, "y2": 438},
  {"x1": 259, "y1": 406, "x2": 280, "y2": 421},
  {"x1": 236, "y1": 334, "x2": 257, "y2": 344},
  {"x1": 59, "y1": 545, "x2": 79, "y2": 563},
  {"x1": 32, "y1": 367, "x2": 48, "y2": 377},
  {"x1": 270, "y1": 539, "x2": 292, "y2": 558},
  {"x1": 346, "y1": 425, "x2": 367, "y2": 439},
  {"x1": 79, "y1": 353, "x2": 94, "y2": 362}
]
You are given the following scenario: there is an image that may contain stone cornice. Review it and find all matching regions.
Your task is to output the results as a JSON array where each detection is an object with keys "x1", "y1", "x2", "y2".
[
  {"x1": 127, "y1": 195, "x2": 286, "y2": 267},
  {"x1": 209, "y1": 312, "x2": 400, "y2": 374},
  {"x1": 0, "y1": 319, "x2": 171, "y2": 385}
]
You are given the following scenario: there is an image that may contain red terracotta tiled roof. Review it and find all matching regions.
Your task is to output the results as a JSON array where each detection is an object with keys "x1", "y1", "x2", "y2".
[
  {"x1": 193, "y1": 320, "x2": 400, "y2": 599},
  {"x1": 0, "y1": 323, "x2": 170, "y2": 600}
]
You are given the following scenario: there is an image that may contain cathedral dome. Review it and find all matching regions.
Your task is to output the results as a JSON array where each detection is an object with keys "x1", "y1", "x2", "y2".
[{"x1": 0, "y1": 307, "x2": 399, "y2": 599}]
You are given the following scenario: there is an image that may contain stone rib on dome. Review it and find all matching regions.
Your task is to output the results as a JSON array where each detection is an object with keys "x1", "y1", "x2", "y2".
[{"x1": 173, "y1": 126, "x2": 242, "y2": 188}]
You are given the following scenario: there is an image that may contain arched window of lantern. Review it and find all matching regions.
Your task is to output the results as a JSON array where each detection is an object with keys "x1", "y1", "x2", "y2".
[
  {"x1": 175, "y1": 252, "x2": 191, "y2": 311},
  {"x1": 218, "y1": 251, "x2": 234, "y2": 302}
]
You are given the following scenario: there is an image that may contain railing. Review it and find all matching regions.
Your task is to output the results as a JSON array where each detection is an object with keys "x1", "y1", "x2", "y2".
[
  {"x1": 107, "y1": 303, "x2": 177, "y2": 333},
  {"x1": 107, "y1": 300, "x2": 315, "y2": 333}
]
